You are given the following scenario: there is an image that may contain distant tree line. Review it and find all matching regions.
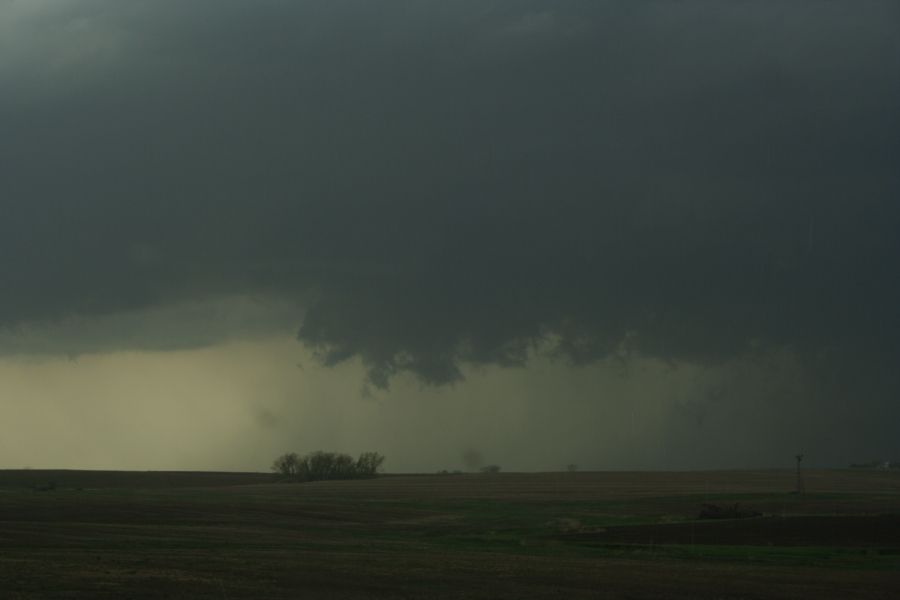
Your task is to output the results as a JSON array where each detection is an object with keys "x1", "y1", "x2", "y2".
[
  {"x1": 849, "y1": 460, "x2": 899, "y2": 470},
  {"x1": 271, "y1": 451, "x2": 385, "y2": 482}
]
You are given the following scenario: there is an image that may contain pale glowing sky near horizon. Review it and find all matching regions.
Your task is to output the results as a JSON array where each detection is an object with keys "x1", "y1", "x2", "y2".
[{"x1": 0, "y1": 334, "x2": 864, "y2": 472}]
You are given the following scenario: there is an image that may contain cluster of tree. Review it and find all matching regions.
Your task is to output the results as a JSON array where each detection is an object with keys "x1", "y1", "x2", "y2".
[{"x1": 271, "y1": 451, "x2": 385, "y2": 482}]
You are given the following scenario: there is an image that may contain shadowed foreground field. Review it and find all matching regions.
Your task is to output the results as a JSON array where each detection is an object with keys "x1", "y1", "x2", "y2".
[{"x1": 1, "y1": 470, "x2": 898, "y2": 599}]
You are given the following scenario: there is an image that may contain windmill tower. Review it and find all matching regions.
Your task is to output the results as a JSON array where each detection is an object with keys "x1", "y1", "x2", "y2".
[{"x1": 795, "y1": 453, "x2": 805, "y2": 494}]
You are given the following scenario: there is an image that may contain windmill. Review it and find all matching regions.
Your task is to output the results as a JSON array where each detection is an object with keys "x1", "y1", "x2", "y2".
[{"x1": 795, "y1": 453, "x2": 805, "y2": 494}]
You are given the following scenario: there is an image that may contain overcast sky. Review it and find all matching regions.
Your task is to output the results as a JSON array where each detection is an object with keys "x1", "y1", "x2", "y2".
[{"x1": 1, "y1": 1, "x2": 898, "y2": 471}]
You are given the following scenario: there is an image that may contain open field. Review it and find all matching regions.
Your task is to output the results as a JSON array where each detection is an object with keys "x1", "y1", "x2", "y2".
[{"x1": 1, "y1": 469, "x2": 898, "y2": 598}]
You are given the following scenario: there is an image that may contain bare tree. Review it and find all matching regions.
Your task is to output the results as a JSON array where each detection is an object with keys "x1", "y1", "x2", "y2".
[
  {"x1": 271, "y1": 452, "x2": 301, "y2": 479},
  {"x1": 356, "y1": 452, "x2": 385, "y2": 477},
  {"x1": 307, "y1": 451, "x2": 338, "y2": 480}
]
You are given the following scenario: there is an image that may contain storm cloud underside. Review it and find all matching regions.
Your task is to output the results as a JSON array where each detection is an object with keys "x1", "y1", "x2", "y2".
[{"x1": 2, "y1": 1, "x2": 899, "y2": 462}]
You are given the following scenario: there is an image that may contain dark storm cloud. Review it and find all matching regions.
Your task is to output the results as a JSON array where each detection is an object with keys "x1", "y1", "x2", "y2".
[
  {"x1": 0, "y1": 295, "x2": 302, "y2": 357},
  {"x1": 2, "y1": 1, "x2": 899, "y2": 387}
]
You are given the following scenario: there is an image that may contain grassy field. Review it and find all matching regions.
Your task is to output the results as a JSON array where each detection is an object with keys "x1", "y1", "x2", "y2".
[{"x1": 1, "y1": 469, "x2": 898, "y2": 598}]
